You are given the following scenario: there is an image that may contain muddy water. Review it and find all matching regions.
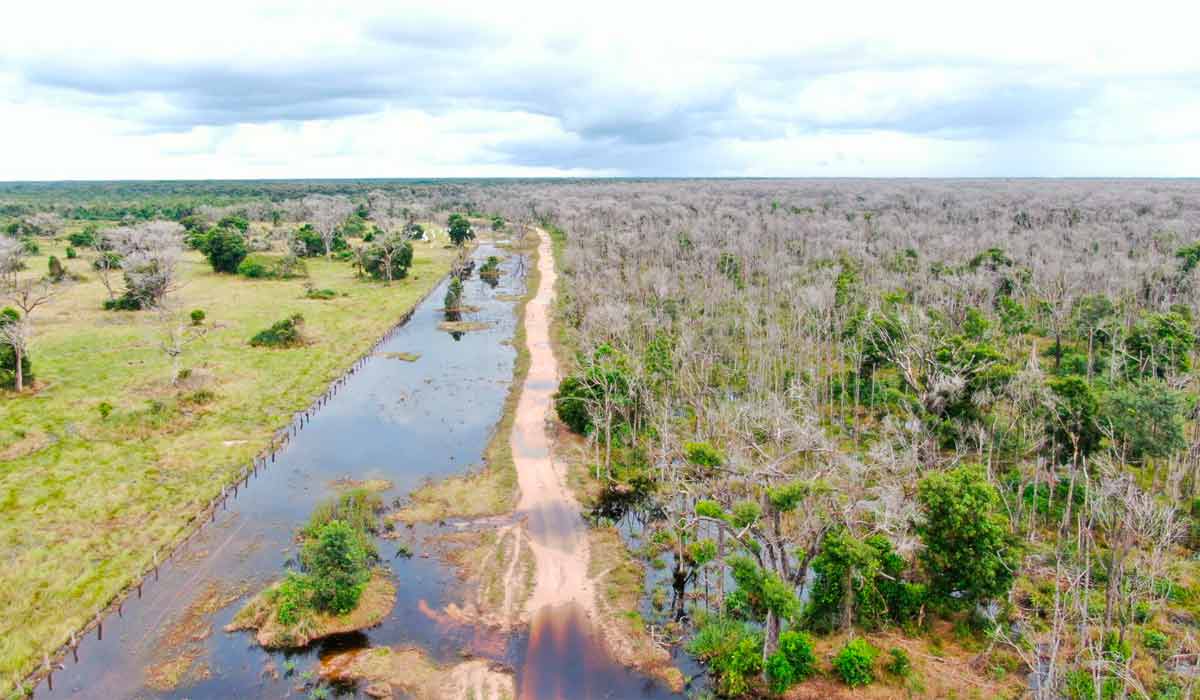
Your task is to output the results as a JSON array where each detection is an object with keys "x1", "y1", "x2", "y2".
[{"x1": 35, "y1": 241, "x2": 685, "y2": 699}]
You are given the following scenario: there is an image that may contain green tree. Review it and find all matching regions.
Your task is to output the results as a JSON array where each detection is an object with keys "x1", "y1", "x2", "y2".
[
  {"x1": 1102, "y1": 380, "x2": 1190, "y2": 462},
  {"x1": 204, "y1": 226, "x2": 248, "y2": 273},
  {"x1": 1127, "y1": 311, "x2": 1194, "y2": 378},
  {"x1": 1048, "y1": 375, "x2": 1103, "y2": 459},
  {"x1": 917, "y1": 464, "x2": 1017, "y2": 610},
  {"x1": 300, "y1": 520, "x2": 372, "y2": 614},
  {"x1": 447, "y1": 213, "x2": 474, "y2": 246}
]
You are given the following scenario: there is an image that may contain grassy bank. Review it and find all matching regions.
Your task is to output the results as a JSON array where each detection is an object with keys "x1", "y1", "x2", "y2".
[{"x1": 0, "y1": 233, "x2": 456, "y2": 692}]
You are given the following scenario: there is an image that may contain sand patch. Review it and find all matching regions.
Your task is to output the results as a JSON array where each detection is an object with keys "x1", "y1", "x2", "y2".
[{"x1": 319, "y1": 645, "x2": 515, "y2": 700}]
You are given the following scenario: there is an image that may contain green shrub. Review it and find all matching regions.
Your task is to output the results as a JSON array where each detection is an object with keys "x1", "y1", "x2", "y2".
[
  {"x1": 240, "y1": 253, "x2": 306, "y2": 280},
  {"x1": 443, "y1": 277, "x2": 463, "y2": 311},
  {"x1": 833, "y1": 638, "x2": 879, "y2": 688},
  {"x1": 68, "y1": 226, "x2": 98, "y2": 248},
  {"x1": 205, "y1": 226, "x2": 248, "y2": 273},
  {"x1": 305, "y1": 287, "x2": 337, "y2": 300},
  {"x1": 479, "y1": 255, "x2": 501, "y2": 279},
  {"x1": 237, "y1": 257, "x2": 267, "y2": 278},
  {"x1": 65, "y1": 246, "x2": 78, "y2": 259},
  {"x1": 766, "y1": 629, "x2": 815, "y2": 692},
  {"x1": 97, "y1": 401, "x2": 113, "y2": 419},
  {"x1": 249, "y1": 314, "x2": 305, "y2": 348},
  {"x1": 687, "y1": 616, "x2": 764, "y2": 698},
  {"x1": 886, "y1": 647, "x2": 911, "y2": 677},
  {"x1": 93, "y1": 251, "x2": 122, "y2": 270},
  {"x1": 190, "y1": 309, "x2": 205, "y2": 325},
  {"x1": 1144, "y1": 628, "x2": 1169, "y2": 652},
  {"x1": 300, "y1": 520, "x2": 372, "y2": 615},
  {"x1": 685, "y1": 441, "x2": 724, "y2": 468},
  {"x1": 554, "y1": 375, "x2": 596, "y2": 434},
  {"x1": 103, "y1": 293, "x2": 143, "y2": 311}
]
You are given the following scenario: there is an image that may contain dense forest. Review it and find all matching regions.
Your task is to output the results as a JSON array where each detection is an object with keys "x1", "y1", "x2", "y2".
[{"x1": 5, "y1": 179, "x2": 1200, "y2": 698}]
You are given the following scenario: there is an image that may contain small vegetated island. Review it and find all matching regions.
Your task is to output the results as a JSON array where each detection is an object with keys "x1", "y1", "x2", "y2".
[{"x1": 227, "y1": 489, "x2": 396, "y2": 648}]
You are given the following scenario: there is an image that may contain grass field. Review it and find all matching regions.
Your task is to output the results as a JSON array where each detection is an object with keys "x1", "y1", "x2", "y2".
[{"x1": 0, "y1": 229, "x2": 457, "y2": 692}]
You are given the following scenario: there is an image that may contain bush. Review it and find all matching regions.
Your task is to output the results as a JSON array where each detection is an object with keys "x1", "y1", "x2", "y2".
[
  {"x1": 554, "y1": 375, "x2": 596, "y2": 434},
  {"x1": 685, "y1": 441, "x2": 724, "y2": 468},
  {"x1": 239, "y1": 253, "x2": 306, "y2": 280},
  {"x1": 190, "y1": 309, "x2": 205, "y2": 325},
  {"x1": 766, "y1": 630, "x2": 815, "y2": 692},
  {"x1": 97, "y1": 401, "x2": 113, "y2": 419},
  {"x1": 833, "y1": 638, "x2": 879, "y2": 688},
  {"x1": 103, "y1": 294, "x2": 143, "y2": 311},
  {"x1": 47, "y1": 255, "x2": 64, "y2": 281},
  {"x1": 686, "y1": 616, "x2": 763, "y2": 697},
  {"x1": 205, "y1": 226, "x2": 248, "y2": 273},
  {"x1": 443, "y1": 277, "x2": 463, "y2": 311},
  {"x1": 93, "y1": 251, "x2": 122, "y2": 270},
  {"x1": 68, "y1": 226, "x2": 98, "y2": 248},
  {"x1": 305, "y1": 287, "x2": 337, "y2": 300},
  {"x1": 65, "y1": 246, "x2": 77, "y2": 259},
  {"x1": 250, "y1": 314, "x2": 305, "y2": 348},
  {"x1": 300, "y1": 520, "x2": 372, "y2": 615},
  {"x1": 479, "y1": 255, "x2": 501, "y2": 279},
  {"x1": 886, "y1": 647, "x2": 911, "y2": 677},
  {"x1": 237, "y1": 257, "x2": 267, "y2": 278}
]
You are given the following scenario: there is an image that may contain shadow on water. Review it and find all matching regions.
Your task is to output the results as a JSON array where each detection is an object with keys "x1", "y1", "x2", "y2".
[{"x1": 515, "y1": 605, "x2": 678, "y2": 700}]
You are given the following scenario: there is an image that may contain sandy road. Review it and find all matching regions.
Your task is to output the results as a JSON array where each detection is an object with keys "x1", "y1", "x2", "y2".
[{"x1": 510, "y1": 226, "x2": 597, "y2": 617}]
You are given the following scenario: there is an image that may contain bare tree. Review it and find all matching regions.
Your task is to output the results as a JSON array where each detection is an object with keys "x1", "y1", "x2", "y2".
[
  {"x1": 155, "y1": 302, "x2": 208, "y2": 385},
  {"x1": 1, "y1": 279, "x2": 58, "y2": 392},
  {"x1": 0, "y1": 237, "x2": 24, "y2": 287},
  {"x1": 303, "y1": 195, "x2": 353, "y2": 258}
]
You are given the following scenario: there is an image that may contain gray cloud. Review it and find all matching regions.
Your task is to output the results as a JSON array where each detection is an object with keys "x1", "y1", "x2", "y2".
[{"x1": 3, "y1": 4, "x2": 1197, "y2": 178}]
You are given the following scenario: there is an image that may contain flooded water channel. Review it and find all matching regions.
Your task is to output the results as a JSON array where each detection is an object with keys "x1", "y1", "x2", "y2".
[{"x1": 36, "y1": 243, "x2": 685, "y2": 699}]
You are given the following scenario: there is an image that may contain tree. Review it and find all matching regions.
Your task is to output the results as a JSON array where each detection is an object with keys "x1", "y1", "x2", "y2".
[
  {"x1": 156, "y1": 302, "x2": 208, "y2": 384},
  {"x1": 916, "y1": 464, "x2": 1017, "y2": 610},
  {"x1": 447, "y1": 213, "x2": 475, "y2": 246},
  {"x1": 0, "y1": 279, "x2": 57, "y2": 392},
  {"x1": 204, "y1": 226, "x2": 248, "y2": 273},
  {"x1": 363, "y1": 231, "x2": 413, "y2": 283},
  {"x1": 300, "y1": 519, "x2": 371, "y2": 614},
  {"x1": 304, "y1": 195, "x2": 353, "y2": 258},
  {"x1": 1102, "y1": 380, "x2": 1190, "y2": 462},
  {"x1": 0, "y1": 307, "x2": 33, "y2": 390},
  {"x1": 0, "y1": 237, "x2": 23, "y2": 287},
  {"x1": 103, "y1": 221, "x2": 184, "y2": 309}
]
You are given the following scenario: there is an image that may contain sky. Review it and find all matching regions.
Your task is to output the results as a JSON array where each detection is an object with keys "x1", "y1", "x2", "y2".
[{"x1": 2, "y1": 0, "x2": 1199, "y2": 180}]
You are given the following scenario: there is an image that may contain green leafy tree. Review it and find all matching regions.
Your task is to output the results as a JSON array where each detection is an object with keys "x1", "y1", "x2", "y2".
[
  {"x1": 917, "y1": 464, "x2": 1017, "y2": 610},
  {"x1": 204, "y1": 226, "x2": 248, "y2": 273},
  {"x1": 300, "y1": 520, "x2": 372, "y2": 614},
  {"x1": 447, "y1": 213, "x2": 475, "y2": 246},
  {"x1": 1102, "y1": 380, "x2": 1190, "y2": 462},
  {"x1": 1127, "y1": 311, "x2": 1194, "y2": 378},
  {"x1": 1048, "y1": 375, "x2": 1103, "y2": 459}
]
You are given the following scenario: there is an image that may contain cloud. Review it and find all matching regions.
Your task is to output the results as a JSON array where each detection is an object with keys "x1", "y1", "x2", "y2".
[{"x1": 1, "y1": 0, "x2": 1199, "y2": 178}]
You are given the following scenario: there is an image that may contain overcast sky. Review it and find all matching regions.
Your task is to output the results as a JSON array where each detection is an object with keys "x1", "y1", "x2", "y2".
[{"x1": 2, "y1": 0, "x2": 1198, "y2": 180}]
